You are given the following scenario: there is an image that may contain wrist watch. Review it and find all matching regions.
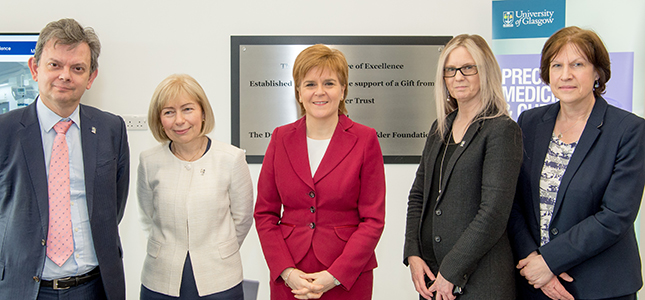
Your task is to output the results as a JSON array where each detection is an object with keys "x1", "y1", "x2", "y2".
[{"x1": 333, "y1": 277, "x2": 341, "y2": 286}]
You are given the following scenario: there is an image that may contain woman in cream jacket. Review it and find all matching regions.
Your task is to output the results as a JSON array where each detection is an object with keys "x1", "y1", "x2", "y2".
[{"x1": 138, "y1": 74, "x2": 253, "y2": 300}]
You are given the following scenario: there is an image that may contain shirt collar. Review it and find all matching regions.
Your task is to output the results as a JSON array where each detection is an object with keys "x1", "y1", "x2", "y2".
[{"x1": 36, "y1": 96, "x2": 81, "y2": 132}]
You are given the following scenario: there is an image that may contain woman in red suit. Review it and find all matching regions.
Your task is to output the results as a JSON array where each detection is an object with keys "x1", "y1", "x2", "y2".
[{"x1": 254, "y1": 44, "x2": 386, "y2": 300}]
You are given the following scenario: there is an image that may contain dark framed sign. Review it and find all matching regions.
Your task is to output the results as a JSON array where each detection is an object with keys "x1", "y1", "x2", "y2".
[
  {"x1": 231, "y1": 36, "x2": 452, "y2": 163},
  {"x1": 0, "y1": 33, "x2": 38, "y2": 114}
]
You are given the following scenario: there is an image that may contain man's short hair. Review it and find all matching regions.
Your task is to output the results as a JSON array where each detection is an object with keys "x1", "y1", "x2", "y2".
[{"x1": 34, "y1": 18, "x2": 101, "y2": 74}]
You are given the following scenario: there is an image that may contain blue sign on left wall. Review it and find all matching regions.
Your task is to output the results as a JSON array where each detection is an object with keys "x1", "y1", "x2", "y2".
[{"x1": 0, "y1": 33, "x2": 38, "y2": 114}]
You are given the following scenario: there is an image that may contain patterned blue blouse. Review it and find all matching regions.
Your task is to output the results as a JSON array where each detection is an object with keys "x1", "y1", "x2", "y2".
[{"x1": 538, "y1": 135, "x2": 577, "y2": 246}]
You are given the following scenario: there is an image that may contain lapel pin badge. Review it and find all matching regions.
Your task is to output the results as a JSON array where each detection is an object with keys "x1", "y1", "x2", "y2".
[
  {"x1": 460, "y1": 141, "x2": 465, "y2": 147},
  {"x1": 200, "y1": 169, "x2": 206, "y2": 176},
  {"x1": 91, "y1": 127, "x2": 97, "y2": 134}
]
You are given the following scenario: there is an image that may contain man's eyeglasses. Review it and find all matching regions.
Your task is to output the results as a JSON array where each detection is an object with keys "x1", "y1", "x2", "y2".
[{"x1": 443, "y1": 65, "x2": 478, "y2": 78}]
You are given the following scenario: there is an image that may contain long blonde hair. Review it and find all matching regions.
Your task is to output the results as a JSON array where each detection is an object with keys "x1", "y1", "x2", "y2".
[{"x1": 435, "y1": 34, "x2": 508, "y2": 140}]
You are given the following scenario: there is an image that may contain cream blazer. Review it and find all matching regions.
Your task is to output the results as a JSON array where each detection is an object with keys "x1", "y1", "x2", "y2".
[{"x1": 137, "y1": 139, "x2": 253, "y2": 296}]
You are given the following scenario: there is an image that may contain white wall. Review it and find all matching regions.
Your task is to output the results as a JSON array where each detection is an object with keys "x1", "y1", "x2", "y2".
[{"x1": 2, "y1": 1, "x2": 644, "y2": 299}]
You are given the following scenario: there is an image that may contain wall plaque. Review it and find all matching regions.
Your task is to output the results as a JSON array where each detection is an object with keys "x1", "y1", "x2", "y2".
[{"x1": 231, "y1": 36, "x2": 451, "y2": 163}]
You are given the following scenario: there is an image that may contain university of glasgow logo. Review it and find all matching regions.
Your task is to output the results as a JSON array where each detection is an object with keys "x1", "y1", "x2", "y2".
[{"x1": 503, "y1": 11, "x2": 514, "y2": 27}]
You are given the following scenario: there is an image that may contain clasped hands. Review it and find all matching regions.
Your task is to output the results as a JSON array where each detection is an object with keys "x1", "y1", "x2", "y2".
[
  {"x1": 281, "y1": 268, "x2": 337, "y2": 299},
  {"x1": 408, "y1": 256, "x2": 456, "y2": 300},
  {"x1": 517, "y1": 251, "x2": 574, "y2": 300}
]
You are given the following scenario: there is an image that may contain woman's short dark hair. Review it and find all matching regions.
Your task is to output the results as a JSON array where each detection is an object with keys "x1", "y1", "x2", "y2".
[{"x1": 540, "y1": 26, "x2": 611, "y2": 97}]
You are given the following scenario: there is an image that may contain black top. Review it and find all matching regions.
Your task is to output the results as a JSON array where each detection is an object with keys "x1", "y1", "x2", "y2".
[{"x1": 421, "y1": 134, "x2": 458, "y2": 264}]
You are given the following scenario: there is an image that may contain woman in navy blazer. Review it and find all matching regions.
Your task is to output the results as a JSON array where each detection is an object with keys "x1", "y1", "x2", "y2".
[
  {"x1": 254, "y1": 44, "x2": 386, "y2": 300},
  {"x1": 509, "y1": 26, "x2": 645, "y2": 300}
]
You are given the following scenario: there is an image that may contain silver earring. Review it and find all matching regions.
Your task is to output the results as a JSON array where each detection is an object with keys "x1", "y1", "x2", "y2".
[
  {"x1": 447, "y1": 96, "x2": 451, "y2": 102},
  {"x1": 594, "y1": 80, "x2": 599, "y2": 89}
]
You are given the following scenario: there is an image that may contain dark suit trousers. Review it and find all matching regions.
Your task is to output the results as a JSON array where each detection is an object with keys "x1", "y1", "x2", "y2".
[
  {"x1": 37, "y1": 276, "x2": 106, "y2": 300},
  {"x1": 140, "y1": 254, "x2": 244, "y2": 300}
]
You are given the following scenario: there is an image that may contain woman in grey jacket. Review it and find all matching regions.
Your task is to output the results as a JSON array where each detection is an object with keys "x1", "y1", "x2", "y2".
[{"x1": 404, "y1": 34, "x2": 522, "y2": 300}]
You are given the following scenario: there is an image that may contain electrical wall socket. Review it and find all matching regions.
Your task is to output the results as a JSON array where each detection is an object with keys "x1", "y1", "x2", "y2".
[{"x1": 122, "y1": 115, "x2": 148, "y2": 131}]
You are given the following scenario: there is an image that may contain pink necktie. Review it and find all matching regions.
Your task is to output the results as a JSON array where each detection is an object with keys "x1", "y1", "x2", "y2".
[{"x1": 47, "y1": 120, "x2": 74, "y2": 267}]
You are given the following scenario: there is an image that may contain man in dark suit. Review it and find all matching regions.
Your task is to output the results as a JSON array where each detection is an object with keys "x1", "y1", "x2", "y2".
[{"x1": 0, "y1": 18, "x2": 129, "y2": 300}]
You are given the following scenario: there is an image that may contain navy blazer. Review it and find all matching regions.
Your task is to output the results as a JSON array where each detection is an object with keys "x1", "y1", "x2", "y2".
[
  {"x1": 509, "y1": 96, "x2": 645, "y2": 299},
  {"x1": 0, "y1": 101, "x2": 129, "y2": 300}
]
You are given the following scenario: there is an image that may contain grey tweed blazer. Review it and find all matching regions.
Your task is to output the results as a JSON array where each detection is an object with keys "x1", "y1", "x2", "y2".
[{"x1": 404, "y1": 112, "x2": 522, "y2": 300}]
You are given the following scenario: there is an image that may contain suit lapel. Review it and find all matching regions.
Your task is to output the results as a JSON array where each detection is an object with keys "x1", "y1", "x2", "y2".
[
  {"x1": 421, "y1": 125, "x2": 443, "y2": 214},
  {"x1": 19, "y1": 103, "x2": 49, "y2": 235},
  {"x1": 79, "y1": 105, "x2": 98, "y2": 218},
  {"x1": 436, "y1": 115, "x2": 481, "y2": 206},
  {"x1": 531, "y1": 105, "x2": 559, "y2": 223},
  {"x1": 552, "y1": 97, "x2": 606, "y2": 217},
  {"x1": 313, "y1": 115, "x2": 357, "y2": 184},
  {"x1": 283, "y1": 117, "x2": 315, "y2": 190}
]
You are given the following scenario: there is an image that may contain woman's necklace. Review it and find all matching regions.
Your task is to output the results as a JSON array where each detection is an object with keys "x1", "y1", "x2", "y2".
[
  {"x1": 451, "y1": 114, "x2": 471, "y2": 144},
  {"x1": 438, "y1": 132, "x2": 458, "y2": 194},
  {"x1": 557, "y1": 115, "x2": 587, "y2": 139},
  {"x1": 172, "y1": 137, "x2": 206, "y2": 162}
]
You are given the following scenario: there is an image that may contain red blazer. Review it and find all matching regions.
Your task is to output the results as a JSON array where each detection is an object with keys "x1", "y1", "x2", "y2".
[{"x1": 254, "y1": 115, "x2": 385, "y2": 290}]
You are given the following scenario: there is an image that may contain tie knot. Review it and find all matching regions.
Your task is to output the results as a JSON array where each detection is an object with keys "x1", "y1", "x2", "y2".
[{"x1": 54, "y1": 120, "x2": 73, "y2": 134}]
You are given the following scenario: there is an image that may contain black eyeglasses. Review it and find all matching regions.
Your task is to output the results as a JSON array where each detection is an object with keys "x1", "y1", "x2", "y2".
[{"x1": 443, "y1": 65, "x2": 478, "y2": 78}]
